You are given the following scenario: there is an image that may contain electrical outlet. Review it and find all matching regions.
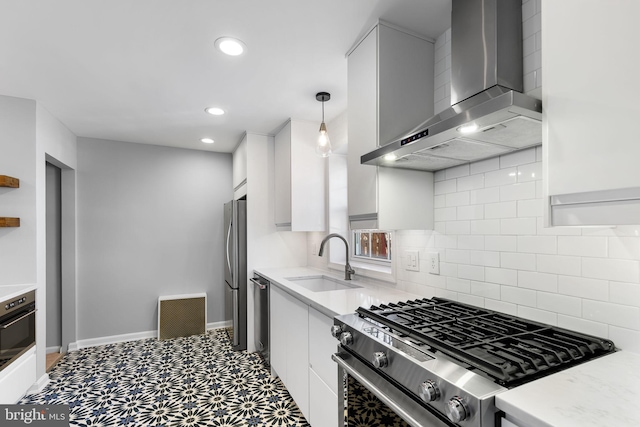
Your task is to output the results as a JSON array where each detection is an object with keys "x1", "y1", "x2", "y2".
[
  {"x1": 428, "y1": 252, "x2": 440, "y2": 275},
  {"x1": 405, "y1": 251, "x2": 420, "y2": 271}
]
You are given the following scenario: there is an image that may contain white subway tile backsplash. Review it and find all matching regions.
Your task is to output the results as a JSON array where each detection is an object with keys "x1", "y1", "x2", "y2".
[
  {"x1": 434, "y1": 179, "x2": 456, "y2": 195},
  {"x1": 537, "y1": 217, "x2": 582, "y2": 236},
  {"x1": 518, "y1": 306, "x2": 557, "y2": 325},
  {"x1": 609, "y1": 327, "x2": 640, "y2": 354},
  {"x1": 522, "y1": 0, "x2": 537, "y2": 21},
  {"x1": 500, "y1": 182, "x2": 537, "y2": 201},
  {"x1": 537, "y1": 292, "x2": 582, "y2": 317},
  {"x1": 609, "y1": 237, "x2": 640, "y2": 260},
  {"x1": 523, "y1": 50, "x2": 541, "y2": 75},
  {"x1": 435, "y1": 234, "x2": 457, "y2": 249},
  {"x1": 558, "y1": 236, "x2": 608, "y2": 258},
  {"x1": 470, "y1": 250, "x2": 500, "y2": 267},
  {"x1": 434, "y1": 170, "x2": 446, "y2": 182},
  {"x1": 535, "y1": 146, "x2": 542, "y2": 162},
  {"x1": 485, "y1": 299, "x2": 517, "y2": 316},
  {"x1": 501, "y1": 218, "x2": 537, "y2": 235},
  {"x1": 485, "y1": 201, "x2": 517, "y2": 219},
  {"x1": 457, "y1": 205, "x2": 484, "y2": 220},
  {"x1": 517, "y1": 162, "x2": 542, "y2": 183},
  {"x1": 583, "y1": 300, "x2": 640, "y2": 330},
  {"x1": 470, "y1": 157, "x2": 500, "y2": 175},
  {"x1": 485, "y1": 168, "x2": 517, "y2": 188},
  {"x1": 557, "y1": 315, "x2": 609, "y2": 338},
  {"x1": 434, "y1": 194, "x2": 446, "y2": 208},
  {"x1": 523, "y1": 34, "x2": 536, "y2": 57},
  {"x1": 500, "y1": 147, "x2": 536, "y2": 168},
  {"x1": 523, "y1": 71, "x2": 536, "y2": 94},
  {"x1": 436, "y1": 289, "x2": 459, "y2": 300},
  {"x1": 486, "y1": 235, "x2": 517, "y2": 252},
  {"x1": 426, "y1": 273, "x2": 447, "y2": 289},
  {"x1": 446, "y1": 248, "x2": 470, "y2": 264},
  {"x1": 447, "y1": 277, "x2": 471, "y2": 293},
  {"x1": 445, "y1": 164, "x2": 470, "y2": 180},
  {"x1": 434, "y1": 221, "x2": 446, "y2": 234},
  {"x1": 518, "y1": 271, "x2": 558, "y2": 292},
  {"x1": 457, "y1": 174, "x2": 485, "y2": 192},
  {"x1": 446, "y1": 220, "x2": 471, "y2": 235},
  {"x1": 458, "y1": 293, "x2": 485, "y2": 308},
  {"x1": 485, "y1": 267, "x2": 518, "y2": 286},
  {"x1": 458, "y1": 264, "x2": 485, "y2": 281},
  {"x1": 537, "y1": 254, "x2": 581, "y2": 276},
  {"x1": 435, "y1": 207, "x2": 457, "y2": 222},
  {"x1": 501, "y1": 252, "x2": 537, "y2": 271},
  {"x1": 610, "y1": 282, "x2": 640, "y2": 307},
  {"x1": 517, "y1": 199, "x2": 543, "y2": 218},
  {"x1": 446, "y1": 191, "x2": 470, "y2": 207},
  {"x1": 458, "y1": 235, "x2": 484, "y2": 250},
  {"x1": 435, "y1": 99, "x2": 451, "y2": 115},
  {"x1": 582, "y1": 257, "x2": 640, "y2": 283},
  {"x1": 471, "y1": 281, "x2": 501, "y2": 300},
  {"x1": 470, "y1": 187, "x2": 500, "y2": 205},
  {"x1": 517, "y1": 235, "x2": 557, "y2": 254},
  {"x1": 502, "y1": 286, "x2": 536, "y2": 307},
  {"x1": 558, "y1": 276, "x2": 609, "y2": 301},
  {"x1": 440, "y1": 262, "x2": 458, "y2": 278},
  {"x1": 471, "y1": 219, "x2": 501, "y2": 235}
]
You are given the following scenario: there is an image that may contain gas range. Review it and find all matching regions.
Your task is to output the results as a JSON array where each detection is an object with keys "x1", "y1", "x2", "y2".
[{"x1": 332, "y1": 297, "x2": 616, "y2": 427}]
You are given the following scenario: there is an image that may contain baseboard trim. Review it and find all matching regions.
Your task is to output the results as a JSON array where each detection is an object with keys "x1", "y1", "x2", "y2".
[
  {"x1": 46, "y1": 346, "x2": 62, "y2": 354},
  {"x1": 68, "y1": 321, "x2": 231, "y2": 351},
  {"x1": 26, "y1": 373, "x2": 50, "y2": 396}
]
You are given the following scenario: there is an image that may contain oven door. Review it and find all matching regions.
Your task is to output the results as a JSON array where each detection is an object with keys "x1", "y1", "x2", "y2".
[
  {"x1": 333, "y1": 350, "x2": 455, "y2": 427},
  {"x1": 0, "y1": 302, "x2": 36, "y2": 371}
]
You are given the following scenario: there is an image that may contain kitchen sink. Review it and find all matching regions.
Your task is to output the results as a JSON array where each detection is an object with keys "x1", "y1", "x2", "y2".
[{"x1": 286, "y1": 275, "x2": 361, "y2": 292}]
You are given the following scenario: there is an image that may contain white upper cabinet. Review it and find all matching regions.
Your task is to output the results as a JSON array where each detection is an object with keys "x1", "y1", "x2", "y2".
[
  {"x1": 543, "y1": 1, "x2": 640, "y2": 225},
  {"x1": 232, "y1": 135, "x2": 247, "y2": 200},
  {"x1": 347, "y1": 22, "x2": 434, "y2": 230},
  {"x1": 274, "y1": 119, "x2": 326, "y2": 231}
]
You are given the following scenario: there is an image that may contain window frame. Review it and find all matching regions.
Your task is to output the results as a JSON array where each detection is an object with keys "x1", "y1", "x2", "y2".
[{"x1": 352, "y1": 229, "x2": 392, "y2": 264}]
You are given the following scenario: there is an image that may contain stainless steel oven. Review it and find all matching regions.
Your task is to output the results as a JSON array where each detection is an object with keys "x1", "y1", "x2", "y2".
[
  {"x1": 0, "y1": 290, "x2": 36, "y2": 372},
  {"x1": 331, "y1": 297, "x2": 616, "y2": 427}
]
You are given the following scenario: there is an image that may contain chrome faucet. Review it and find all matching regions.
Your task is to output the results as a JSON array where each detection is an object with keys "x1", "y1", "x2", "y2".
[{"x1": 318, "y1": 233, "x2": 355, "y2": 280}]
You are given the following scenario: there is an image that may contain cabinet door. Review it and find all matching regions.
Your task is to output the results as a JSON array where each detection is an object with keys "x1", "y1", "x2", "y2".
[
  {"x1": 347, "y1": 27, "x2": 378, "y2": 220},
  {"x1": 269, "y1": 286, "x2": 288, "y2": 383},
  {"x1": 283, "y1": 289, "x2": 310, "y2": 419},
  {"x1": 274, "y1": 122, "x2": 292, "y2": 227},
  {"x1": 308, "y1": 307, "x2": 338, "y2": 393},
  {"x1": 309, "y1": 367, "x2": 339, "y2": 427},
  {"x1": 232, "y1": 136, "x2": 247, "y2": 199}
]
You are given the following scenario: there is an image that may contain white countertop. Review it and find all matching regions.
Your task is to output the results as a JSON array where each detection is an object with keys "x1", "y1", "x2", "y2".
[
  {"x1": 0, "y1": 284, "x2": 37, "y2": 303},
  {"x1": 253, "y1": 267, "x2": 421, "y2": 318},
  {"x1": 496, "y1": 351, "x2": 640, "y2": 427}
]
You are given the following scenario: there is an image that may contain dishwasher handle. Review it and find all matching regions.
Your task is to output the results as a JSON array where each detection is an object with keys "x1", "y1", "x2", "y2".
[{"x1": 250, "y1": 277, "x2": 268, "y2": 290}]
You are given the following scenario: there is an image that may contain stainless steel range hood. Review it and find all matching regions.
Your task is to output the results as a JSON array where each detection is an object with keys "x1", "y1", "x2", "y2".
[{"x1": 361, "y1": 0, "x2": 542, "y2": 171}]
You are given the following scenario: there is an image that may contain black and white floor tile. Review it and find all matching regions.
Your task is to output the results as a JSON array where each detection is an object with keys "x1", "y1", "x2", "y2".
[{"x1": 20, "y1": 329, "x2": 310, "y2": 427}]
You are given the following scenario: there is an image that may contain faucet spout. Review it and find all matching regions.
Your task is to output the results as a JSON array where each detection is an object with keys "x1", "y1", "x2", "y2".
[{"x1": 318, "y1": 233, "x2": 355, "y2": 280}]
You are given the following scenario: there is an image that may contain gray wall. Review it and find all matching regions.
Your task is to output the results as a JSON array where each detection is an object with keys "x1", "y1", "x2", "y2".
[
  {"x1": 46, "y1": 162, "x2": 62, "y2": 350},
  {"x1": 77, "y1": 138, "x2": 232, "y2": 340}
]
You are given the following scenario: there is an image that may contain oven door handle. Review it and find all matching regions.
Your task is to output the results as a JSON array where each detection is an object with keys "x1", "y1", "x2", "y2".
[
  {"x1": 332, "y1": 352, "x2": 452, "y2": 427},
  {"x1": 1, "y1": 309, "x2": 37, "y2": 329}
]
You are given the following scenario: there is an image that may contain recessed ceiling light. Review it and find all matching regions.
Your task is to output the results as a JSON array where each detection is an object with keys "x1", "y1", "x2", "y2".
[
  {"x1": 201, "y1": 138, "x2": 214, "y2": 144},
  {"x1": 205, "y1": 107, "x2": 225, "y2": 116},
  {"x1": 214, "y1": 37, "x2": 246, "y2": 56}
]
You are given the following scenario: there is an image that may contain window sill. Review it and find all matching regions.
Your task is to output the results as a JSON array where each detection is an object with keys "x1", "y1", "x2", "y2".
[{"x1": 328, "y1": 261, "x2": 395, "y2": 284}]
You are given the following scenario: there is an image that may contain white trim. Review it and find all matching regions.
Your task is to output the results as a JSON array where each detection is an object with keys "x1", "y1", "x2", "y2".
[
  {"x1": 26, "y1": 373, "x2": 50, "y2": 396},
  {"x1": 67, "y1": 321, "x2": 231, "y2": 351},
  {"x1": 46, "y1": 346, "x2": 62, "y2": 354}
]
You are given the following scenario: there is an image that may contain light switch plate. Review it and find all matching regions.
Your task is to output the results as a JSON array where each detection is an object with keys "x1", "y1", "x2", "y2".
[
  {"x1": 405, "y1": 251, "x2": 420, "y2": 271},
  {"x1": 428, "y1": 252, "x2": 440, "y2": 275}
]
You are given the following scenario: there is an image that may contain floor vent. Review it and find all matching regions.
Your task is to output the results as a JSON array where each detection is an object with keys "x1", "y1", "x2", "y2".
[{"x1": 158, "y1": 293, "x2": 207, "y2": 340}]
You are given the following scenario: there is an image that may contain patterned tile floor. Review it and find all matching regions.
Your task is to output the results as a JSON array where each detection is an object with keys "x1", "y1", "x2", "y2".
[{"x1": 20, "y1": 329, "x2": 311, "y2": 427}]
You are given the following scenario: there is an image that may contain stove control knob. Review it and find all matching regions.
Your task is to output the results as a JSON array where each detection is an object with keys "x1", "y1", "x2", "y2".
[
  {"x1": 330, "y1": 325, "x2": 343, "y2": 339},
  {"x1": 418, "y1": 380, "x2": 440, "y2": 402},
  {"x1": 372, "y1": 351, "x2": 388, "y2": 369},
  {"x1": 339, "y1": 332, "x2": 353, "y2": 346},
  {"x1": 446, "y1": 396, "x2": 469, "y2": 423}
]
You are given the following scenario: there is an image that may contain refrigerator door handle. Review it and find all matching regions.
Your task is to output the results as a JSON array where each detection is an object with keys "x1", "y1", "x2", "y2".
[
  {"x1": 226, "y1": 221, "x2": 233, "y2": 283},
  {"x1": 232, "y1": 290, "x2": 240, "y2": 346}
]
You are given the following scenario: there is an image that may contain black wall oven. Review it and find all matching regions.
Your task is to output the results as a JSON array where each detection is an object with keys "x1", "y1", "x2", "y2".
[{"x1": 0, "y1": 290, "x2": 36, "y2": 372}]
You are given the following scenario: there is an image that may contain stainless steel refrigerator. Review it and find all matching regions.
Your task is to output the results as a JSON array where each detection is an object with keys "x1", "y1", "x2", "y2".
[{"x1": 224, "y1": 199, "x2": 247, "y2": 351}]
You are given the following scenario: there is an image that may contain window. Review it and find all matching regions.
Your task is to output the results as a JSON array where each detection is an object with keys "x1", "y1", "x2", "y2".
[{"x1": 353, "y1": 230, "x2": 392, "y2": 262}]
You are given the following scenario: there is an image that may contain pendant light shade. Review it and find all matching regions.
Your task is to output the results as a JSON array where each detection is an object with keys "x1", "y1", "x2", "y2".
[{"x1": 316, "y1": 92, "x2": 332, "y2": 157}]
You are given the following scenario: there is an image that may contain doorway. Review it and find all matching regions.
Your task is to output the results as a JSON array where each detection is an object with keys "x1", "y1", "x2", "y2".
[{"x1": 45, "y1": 162, "x2": 63, "y2": 370}]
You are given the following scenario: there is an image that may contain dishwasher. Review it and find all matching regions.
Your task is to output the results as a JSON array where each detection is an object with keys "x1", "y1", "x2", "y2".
[{"x1": 250, "y1": 273, "x2": 270, "y2": 366}]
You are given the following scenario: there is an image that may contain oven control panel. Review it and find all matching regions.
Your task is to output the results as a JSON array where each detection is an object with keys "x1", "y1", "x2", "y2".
[{"x1": 5, "y1": 296, "x2": 27, "y2": 310}]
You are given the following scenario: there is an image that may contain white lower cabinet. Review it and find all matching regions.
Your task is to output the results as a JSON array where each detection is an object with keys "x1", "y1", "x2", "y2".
[{"x1": 269, "y1": 286, "x2": 339, "y2": 427}]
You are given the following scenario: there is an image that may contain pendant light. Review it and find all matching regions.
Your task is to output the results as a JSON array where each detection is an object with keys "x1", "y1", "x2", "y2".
[{"x1": 315, "y1": 92, "x2": 332, "y2": 157}]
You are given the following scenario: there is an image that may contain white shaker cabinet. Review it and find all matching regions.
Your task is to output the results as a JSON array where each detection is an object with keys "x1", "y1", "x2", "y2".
[
  {"x1": 543, "y1": 1, "x2": 640, "y2": 225},
  {"x1": 232, "y1": 135, "x2": 247, "y2": 200},
  {"x1": 274, "y1": 120, "x2": 325, "y2": 231},
  {"x1": 347, "y1": 22, "x2": 435, "y2": 230}
]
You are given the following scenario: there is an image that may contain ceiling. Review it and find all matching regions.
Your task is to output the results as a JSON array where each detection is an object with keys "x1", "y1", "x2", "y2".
[{"x1": 0, "y1": 0, "x2": 451, "y2": 153}]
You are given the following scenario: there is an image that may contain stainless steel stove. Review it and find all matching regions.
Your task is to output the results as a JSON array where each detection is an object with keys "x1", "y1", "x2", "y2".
[{"x1": 331, "y1": 297, "x2": 616, "y2": 427}]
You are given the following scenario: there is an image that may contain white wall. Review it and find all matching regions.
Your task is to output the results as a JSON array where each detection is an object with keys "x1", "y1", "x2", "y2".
[{"x1": 76, "y1": 138, "x2": 232, "y2": 340}]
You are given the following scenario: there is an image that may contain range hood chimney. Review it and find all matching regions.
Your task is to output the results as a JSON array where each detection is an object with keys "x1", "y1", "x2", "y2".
[{"x1": 361, "y1": 0, "x2": 542, "y2": 171}]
